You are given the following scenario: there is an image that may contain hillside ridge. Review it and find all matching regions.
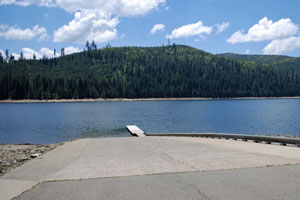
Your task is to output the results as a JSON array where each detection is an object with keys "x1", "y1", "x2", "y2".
[{"x1": 1, "y1": 45, "x2": 300, "y2": 99}]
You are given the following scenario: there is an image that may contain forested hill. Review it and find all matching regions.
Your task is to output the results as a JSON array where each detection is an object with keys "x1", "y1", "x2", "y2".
[
  {"x1": 1, "y1": 45, "x2": 300, "y2": 100},
  {"x1": 219, "y1": 53, "x2": 300, "y2": 71}
]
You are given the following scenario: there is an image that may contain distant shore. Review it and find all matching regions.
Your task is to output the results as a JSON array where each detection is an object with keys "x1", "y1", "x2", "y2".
[{"x1": 1, "y1": 96, "x2": 300, "y2": 103}]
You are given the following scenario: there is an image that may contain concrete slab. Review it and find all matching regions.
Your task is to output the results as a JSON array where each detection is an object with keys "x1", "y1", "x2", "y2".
[
  {"x1": 0, "y1": 139, "x2": 89, "y2": 200},
  {"x1": 2, "y1": 136, "x2": 300, "y2": 199},
  {"x1": 48, "y1": 137, "x2": 196, "y2": 180},
  {"x1": 143, "y1": 137, "x2": 300, "y2": 171},
  {"x1": 2, "y1": 139, "x2": 89, "y2": 181}
]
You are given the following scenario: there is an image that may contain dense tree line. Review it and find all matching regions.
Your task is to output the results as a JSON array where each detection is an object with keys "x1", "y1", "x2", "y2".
[
  {"x1": 0, "y1": 45, "x2": 300, "y2": 100},
  {"x1": 220, "y1": 53, "x2": 300, "y2": 71}
]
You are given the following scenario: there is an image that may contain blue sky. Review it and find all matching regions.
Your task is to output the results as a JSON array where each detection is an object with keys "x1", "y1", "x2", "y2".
[{"x1": 1, "y1": 0, "x2": 300, "y2": 59}]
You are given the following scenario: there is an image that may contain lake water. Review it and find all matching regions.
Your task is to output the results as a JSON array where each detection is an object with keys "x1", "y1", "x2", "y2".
[{"x1": 0, "y1": 99, "x2": 300, "y2": 144}]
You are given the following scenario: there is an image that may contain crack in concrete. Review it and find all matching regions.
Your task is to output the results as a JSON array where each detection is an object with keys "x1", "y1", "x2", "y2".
[
  {"x1": 173, "y1": 173, "x2": 210, "y2": 200},
  {"x1": 160, "y1": 152, "x2": 199, "y2": 171},
  {"x1": 141, "y1": 141, "x2": 200, "y2": 170}
]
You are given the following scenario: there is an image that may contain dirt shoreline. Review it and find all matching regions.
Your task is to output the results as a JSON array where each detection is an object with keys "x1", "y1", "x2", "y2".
[
  {"x1": 0, "y1": 143, "x2": 62, "y2": 177},
  {"x1": 1, "y1": 96, "x2": 300, "y2": 103}
]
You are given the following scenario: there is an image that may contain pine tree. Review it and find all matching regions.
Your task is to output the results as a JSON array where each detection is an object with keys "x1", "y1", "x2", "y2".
[
  {"x1": 91, "y1": 40, "x2": 97, "y2": 50},
  {"x1": 61, "y1": 48, "x2": 65, "y2": 57},
  {"x1": 86, "y1": 41, "x2": 90, "y2": 51},
  {"x1": 20, "y1": 52, "x2": 24, "y2": 60},
  {"x1": 5, "y1": 49, "x2": 9, "y2": 61}
]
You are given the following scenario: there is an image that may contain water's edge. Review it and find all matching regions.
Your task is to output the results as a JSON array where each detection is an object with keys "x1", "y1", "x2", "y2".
[{"x1": 1, "y1": 96, "x2": 300, "y2": 103}]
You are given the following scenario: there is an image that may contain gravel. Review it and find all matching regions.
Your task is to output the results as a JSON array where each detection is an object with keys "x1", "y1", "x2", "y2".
[{"x1": 0, "y1": 143, "x2": 62, "y2": 177}]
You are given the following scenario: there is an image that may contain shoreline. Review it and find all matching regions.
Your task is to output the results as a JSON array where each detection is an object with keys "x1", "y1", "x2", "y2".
[
  {"x1": 1, "y1": 96, "x2": 300, "y2": 103},
  {"x1": 0, "y1": 143, "x2": 62, "y2": 177}
]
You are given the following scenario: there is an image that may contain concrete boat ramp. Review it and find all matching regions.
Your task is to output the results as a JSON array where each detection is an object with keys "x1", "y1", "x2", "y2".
[{"x1": 1, "y1": 132, "x2": 300, "y2": 200}]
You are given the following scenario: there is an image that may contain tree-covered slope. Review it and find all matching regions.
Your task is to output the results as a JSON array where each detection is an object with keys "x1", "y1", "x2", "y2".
[
  {"x1": 1, "y1": 45, "x2": 300, "y2": 100},
  {"x1": 219, "y1": 53, "x2": 300, "y2": 71}
]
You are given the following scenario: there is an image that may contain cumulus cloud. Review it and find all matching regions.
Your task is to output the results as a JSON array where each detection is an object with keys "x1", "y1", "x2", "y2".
[
  {"x1": 216, "y1": 22, "x2": 230, "y2": 34},
  {"x1": 227, "y1": 17, "x2": 299, "y2": 44},
  {"x1": 150, "y1": 24, "x2": 165, "y2": 35},
  {"x1": 0, "y1": 25, "x2": 49, "y2": 41},
  {"x1": 0, "y1": 0, "x2": 55, "y2": 7},
  {"x1": 0, "y1": 50, "x2": 20, "y2": 60},
  {"x1": 227, "y1": 17, "x2": 300, "y2": 55},
  {"x1": 0, "y1": 49, "x2": 19, "y2": 60},
  {"x1": 64, "y1": 46, "x2": 80, "y2": 55},
  {"x1": 0, "y1": 49, "x2": 20, "y2": 60},
  {"x1": 263, "y1": 36, "x2": 300, "y2": 55},
  {"x1": 166, "y1": 21, "x2": 212, "y2": 40},
  {"x1": 53, "y1": 11, "x2": 118, "y2": 43},
  {"x1": 0, "y1": 49, "x2": 5, "y2": 59},
  {"x1": 16, "y1": 46, "x2": 80, "y2": 59},
  {"x1": 0, "y1": 0, "x2": 167, "y2": 44},
  {"x1": 12, "y1": 53, "x2": 20, "y2": 60},
  {"x1": 116, "y1": 0, "x2": 165, "y2": 17},
  {"x1": 245, "y1": 49, "x2": 250, "y2": 54},
  {"x1": 21, "y1": 48, "x2": 42, "y2": 59},
  {"x1": 52, "y1": 0, "x2": 166, "y2": 43},
  {"x1": 39, "y1": 47, "x2": 56, "y2": 58},
  {"x1": 0, "y1": 0, "x2": 166, "y2": 16}
]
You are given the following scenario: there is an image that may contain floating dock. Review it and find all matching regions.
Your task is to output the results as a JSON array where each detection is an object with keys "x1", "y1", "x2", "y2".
[{"x1": 126, "y1": 125, "x2": 146, "y2": 137}]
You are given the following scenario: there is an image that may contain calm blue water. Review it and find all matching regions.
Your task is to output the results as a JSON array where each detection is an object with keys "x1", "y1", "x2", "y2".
[{"x1": 0, "y1": 99, "x2": 300, "y2": 144}]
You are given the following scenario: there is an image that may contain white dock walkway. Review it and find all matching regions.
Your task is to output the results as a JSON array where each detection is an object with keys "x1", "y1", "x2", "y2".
[{"x1": 126, "y1": 125, "x2": 146, "y2": 137}]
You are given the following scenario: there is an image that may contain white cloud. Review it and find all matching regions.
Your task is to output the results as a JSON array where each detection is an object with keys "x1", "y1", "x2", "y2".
[
  {"x1": 216, "y1": 22, "x2": 230, "y2": 34},
  {"x1": 227, "y1": 17, "x2": 299, "y2": 44},
  {"x1": 0, "y1": 50, "x2": 19, "y2": 60},
  {"x1": 0, "y1": 0, "x2": 55, "y2": 7},
  {"x1": 166, "y1": 21, "x2": 212, "y2": 39},
  {"x1": 51, "y1": 0, "x2": 166, "y2": 43},
  {"x1": 0, "y1": 24, "x2": 8, "y2": 30},
  {"x1": 53, "y1": 11, "x2": 118, "y2": 43},
  {"x1": 0, "y1": 0, "x2": 165, "y2": 16},
  {"x1": 0, "y1": 25, "x2": 48, "y2": 41},
  {"x1": 12, "y1": 53, "x2": 20, "y2": 60},
  {"x1": 21, "y1": 48, "x2": 42, "y2": 59},
  {"x1": 245, "y1": 49, "x2": 250, "y2": 54},
  {"x1": 150, "y1": 24, "x2": 165, "y2": 35},
  {"x1": 39, "y1": 47, "x2": 56, "y2": 58},
  {"x1": 0, "y1": 49, "x2": 5, "y2": 59},
  {"x1": 0, "y1": 49, "x2": 19, "y2": 60},
  {"x1": 1, "y1": 0, "x2": 166, "y2": 44},
  {"x1": 18, "y1": 46, "x2": 80, "y2": 59},
  {"x1": 64, "y1": 46, "x2": 80, "y2": 55},
  {"x1": 263, "y1": 36, "x2": 300, "y2": 55}
]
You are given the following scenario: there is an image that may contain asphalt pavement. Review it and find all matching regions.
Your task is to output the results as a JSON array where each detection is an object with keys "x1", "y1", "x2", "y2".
[{"x1": 14, "y1": 165, "x2": 300, "y2": 200}]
